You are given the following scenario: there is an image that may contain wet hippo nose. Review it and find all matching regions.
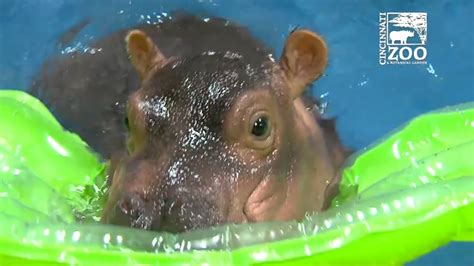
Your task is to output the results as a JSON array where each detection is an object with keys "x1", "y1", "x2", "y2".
[
  {"x1": 157, "y1": 191, "x2": 222, "y2": 233},
  {"x1": 119, "y1": 192, "x2": 146, "y2": 219},
  {"x1": 102, "y1": 158, "x2": 226, "y2": 233},
  {"x1": 105, "y1": 191, "x2": 156, "y2": 230}
]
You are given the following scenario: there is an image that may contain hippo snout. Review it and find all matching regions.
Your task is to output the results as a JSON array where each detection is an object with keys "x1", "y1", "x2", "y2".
[
  {"x1": 159, "y1": 190, "x2": 223, "y2": 232},
  {"x1": 102, "y1": 189, "x2": 158, "y2": 229},
  {"x1": 104, "y1": 188, "x2": 223, "y2": 233},
  {"x1": 102, "y1": 160, "x2": 225, "y2": 233}
]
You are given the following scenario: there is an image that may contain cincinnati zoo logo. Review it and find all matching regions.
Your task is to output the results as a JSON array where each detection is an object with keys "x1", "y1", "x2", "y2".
[{"x1": 379, "y1": 12, "x2": 428, "y2": 65}]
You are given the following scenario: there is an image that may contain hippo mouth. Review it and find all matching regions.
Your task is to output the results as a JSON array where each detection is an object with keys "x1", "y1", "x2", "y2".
[{"x1": 322, "y1": 171, "x2": 343, "y2": 210}]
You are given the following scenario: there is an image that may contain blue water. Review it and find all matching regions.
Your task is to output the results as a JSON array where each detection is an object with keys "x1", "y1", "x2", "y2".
[{"x1": 0, "y1": 0, "x2": 473, "y2": 264}]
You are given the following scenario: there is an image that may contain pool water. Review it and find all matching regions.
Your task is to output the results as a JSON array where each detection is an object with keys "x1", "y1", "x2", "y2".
[{"x1": 0, "y1": 0, "x2": 473, "y2": 264}]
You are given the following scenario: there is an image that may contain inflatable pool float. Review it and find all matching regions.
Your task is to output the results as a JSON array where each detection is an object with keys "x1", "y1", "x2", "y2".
[{"x1": 0, "y1": 90, "x2": 472, "y2": 265}]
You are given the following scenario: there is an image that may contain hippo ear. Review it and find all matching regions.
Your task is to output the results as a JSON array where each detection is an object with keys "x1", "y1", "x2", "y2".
[
  {"x1": 126, "y1": 30, "x2": 167, "y2": 79},
  {"x1": 280, "y1": 30, "x2": 328, "y2": 99}
]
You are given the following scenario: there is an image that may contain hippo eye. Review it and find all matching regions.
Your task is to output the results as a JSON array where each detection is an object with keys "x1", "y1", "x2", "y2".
[{"x1": 251, "y1": 116, "x2": 271, "y2": 139}]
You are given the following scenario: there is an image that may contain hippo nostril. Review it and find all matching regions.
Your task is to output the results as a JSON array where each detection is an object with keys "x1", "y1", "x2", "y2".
[
  {"x1": 115, "y1": 192, "x2": 158, "y2": 230},
  {"x1": 118, "y1": 198, "x2": 131, "y2": 215},
  {"x1": 119, "y1": 193, "x2": 147, "y2": 221}
]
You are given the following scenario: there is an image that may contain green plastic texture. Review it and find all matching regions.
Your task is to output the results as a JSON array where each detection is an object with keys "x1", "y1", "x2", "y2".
[{"x1": 0, "y1": 90, "x2": 472, "y2": 266}]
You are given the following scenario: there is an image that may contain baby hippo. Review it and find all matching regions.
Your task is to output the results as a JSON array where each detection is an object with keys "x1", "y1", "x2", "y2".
[{"x1": 101, "y1": 25, "x2": 348, "y2": 232}]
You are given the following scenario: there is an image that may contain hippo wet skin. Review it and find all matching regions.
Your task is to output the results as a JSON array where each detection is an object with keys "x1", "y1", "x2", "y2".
[{"x1": 30, "y1": 15, "x2": 349, "y2": 233}]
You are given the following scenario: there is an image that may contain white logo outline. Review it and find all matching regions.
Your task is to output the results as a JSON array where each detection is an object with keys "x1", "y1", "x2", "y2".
[
  {"x1": 379, "y1": 12, "x2": 428, "y2": 65},
  {"x1": 387, "y1": 12, "x2": 427, "y2": 46}
]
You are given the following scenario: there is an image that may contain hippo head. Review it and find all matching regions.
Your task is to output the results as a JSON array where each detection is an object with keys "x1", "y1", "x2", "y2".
[{"x1": 101, "y1": 29, "x2": 348, "y2": 233}]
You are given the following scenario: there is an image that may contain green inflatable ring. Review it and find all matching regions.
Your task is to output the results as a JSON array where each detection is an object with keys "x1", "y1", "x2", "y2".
[{"x1": 0, "y1": 90, "x2": 472, "y2": 265}]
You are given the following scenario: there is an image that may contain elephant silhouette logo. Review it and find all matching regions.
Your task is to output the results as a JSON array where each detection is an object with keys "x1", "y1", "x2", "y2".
[{"x1": 387, "y1": 13, "x2": 427, "y2": 45}]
